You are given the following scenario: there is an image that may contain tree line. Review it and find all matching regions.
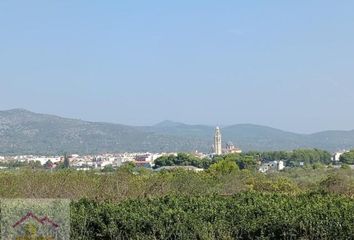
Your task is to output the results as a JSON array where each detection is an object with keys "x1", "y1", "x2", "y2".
[{"x1": 154, "y1": 149, "x2": 333, "y2": 170}]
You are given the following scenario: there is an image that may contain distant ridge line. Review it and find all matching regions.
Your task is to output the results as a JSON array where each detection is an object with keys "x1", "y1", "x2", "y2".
[{"x1": 0, "y1": 108, "x2": 353, "y2": 153}]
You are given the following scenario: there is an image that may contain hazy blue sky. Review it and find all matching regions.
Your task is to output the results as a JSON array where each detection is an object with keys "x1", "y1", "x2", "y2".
[{"x1": 1, "y1": 1, "x2": 354, "y2": 133}]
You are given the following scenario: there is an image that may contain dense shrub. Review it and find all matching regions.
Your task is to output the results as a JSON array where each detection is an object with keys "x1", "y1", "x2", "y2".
[
  {"x1": 70, "y1": 192, "x2": 354, "y2": 239},
  {"x1": 1, "y1": 166, "x2": 354, "y2": 238}
]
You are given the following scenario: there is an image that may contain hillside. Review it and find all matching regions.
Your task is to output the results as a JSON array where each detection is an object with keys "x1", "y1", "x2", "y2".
[
  {"x1": 0, "y1": 109, "x2": 353, "y2": 154},
  {"x1": 0, "y1": 109, "x2": 206, "y2": 154}
]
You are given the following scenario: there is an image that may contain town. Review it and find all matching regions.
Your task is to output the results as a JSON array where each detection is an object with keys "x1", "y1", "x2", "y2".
[{"x1": 0, "y1": 127, "x2": 350, "y2": 173}]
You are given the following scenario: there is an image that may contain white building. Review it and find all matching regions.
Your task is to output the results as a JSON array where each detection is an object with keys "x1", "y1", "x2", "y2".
[
  {"x1": 225, "y1": 142, "x2": 242, "y2": 154},
  {"x1": 259, "y1": 160, "x2": 285, "y2": 173},
  {"x1": 333, "y1": 150, "x2": 348, "y2": 162},
  {"x1": 278, "y1": 161, "x2": 285, "y2": 171},
  {"x1": 23, "y1": 156, "x2": 61, "y2": 165}
]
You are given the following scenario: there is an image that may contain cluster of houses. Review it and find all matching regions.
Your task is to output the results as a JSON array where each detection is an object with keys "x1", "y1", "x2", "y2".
[
  {"x1": 0, "y1": 150, "x2": 350, "y2": 173},
  {"x1": 259, "y1": 160, "x2": 285, "y2": 173},
  {"x1": 0, "y1": 153, "x2": 172, "y2": 170},
  {"x1": 258, "y1": 150, "x2": 350, "y2": 173}
]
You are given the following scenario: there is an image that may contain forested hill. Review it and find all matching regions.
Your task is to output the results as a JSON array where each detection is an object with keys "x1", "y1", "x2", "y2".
[
  {"x1": 0, "y1": 109, "x2": 354, "y2": 154},
  {"x1": 0, "y1": 109, "x2": 206, "y2": 155}
]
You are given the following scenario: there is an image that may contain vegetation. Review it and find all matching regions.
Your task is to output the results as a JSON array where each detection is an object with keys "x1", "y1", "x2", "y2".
[
  {"x1": 2, "y1": 148, "x2": 354, "y2": 239},
  {"x1": 0, "y1": 165, "x2": 353, "y2": 199},
  {"x1": 208, "y1": 159, "x2": 239, "y2": 174},
  {"x1": 248, "y1": 149, "x2": 332, "y2": 166},
  {"x1": 0, "y1": 164, "x2": 353, "y2": 238},
  {"x1": 0, "y1": 160, "x2": 42, "y2": 169},
  {"x1": 70, "y1": 192, "x2": 354, "y2": 239},
  {"x1": 340, "y1": 150, "x2": 354, "y2": 164},
  {"x1": 0, "y1": 164, "x2": 349, "y2": 239},
  {"x1": 1, "y1": 109, "x2": 354, "y2": 154},
  {"x1": 154, "y1": 152, "x2": 260, "y2": 171},
  {"x1": 154, "y1": 149, "x2": 331, "y2": 171},
  {"x1": 154, "y1": 153, "x2": 210, "y2": 169}
]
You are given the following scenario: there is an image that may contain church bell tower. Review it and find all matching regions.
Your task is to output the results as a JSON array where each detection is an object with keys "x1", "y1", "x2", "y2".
[{"x1": 214, "y1": 126, "x2": 222, "y2": 155}]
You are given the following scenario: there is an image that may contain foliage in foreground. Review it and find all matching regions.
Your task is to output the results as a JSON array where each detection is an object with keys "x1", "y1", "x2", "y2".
[
  {"x1": 70, "y1": 192, "x2": 354, "y2": 239},
  {"x1": 1, "y1": 165, "x2": 354, "y2": 239}
]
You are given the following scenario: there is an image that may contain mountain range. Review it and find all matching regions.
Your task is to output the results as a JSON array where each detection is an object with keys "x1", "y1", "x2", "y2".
[{"x1": 0, "y1": 109, "x2": 353, "y2": 155}]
